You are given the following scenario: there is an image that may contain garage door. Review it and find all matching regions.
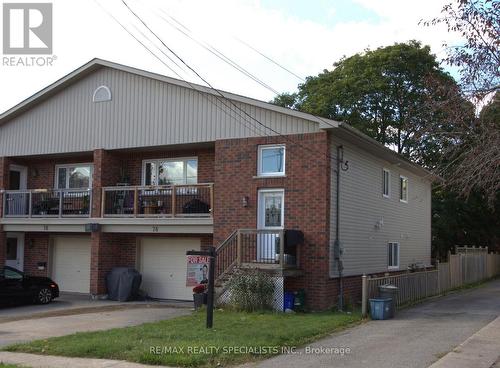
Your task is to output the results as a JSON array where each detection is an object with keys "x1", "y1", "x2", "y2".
[
  {"x1": 51, "y1": 236, "x2": 91, "y2": 293},
  {"x1": 139, "y1": 238, "x2": 200, "y2": 300}
]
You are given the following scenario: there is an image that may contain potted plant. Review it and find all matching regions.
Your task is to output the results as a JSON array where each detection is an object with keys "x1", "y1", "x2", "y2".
[{"x1": 192, "y1": 284, "x2": 206, "y2": 310}]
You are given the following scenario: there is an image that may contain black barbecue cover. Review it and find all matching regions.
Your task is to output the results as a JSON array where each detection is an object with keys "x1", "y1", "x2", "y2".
[{"x1": 106, "y1": 267, "x2": 142, "y2": 302}]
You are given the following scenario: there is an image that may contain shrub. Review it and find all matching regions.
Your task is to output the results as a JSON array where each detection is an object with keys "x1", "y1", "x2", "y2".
[{"x1": 226, "y1": 269, "x2": 275, "y2": 312}]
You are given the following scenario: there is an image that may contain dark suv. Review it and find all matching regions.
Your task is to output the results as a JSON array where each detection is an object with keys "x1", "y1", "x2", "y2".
[{"x1": 0, "y1": 266, "x2": 59, "y2": 305}]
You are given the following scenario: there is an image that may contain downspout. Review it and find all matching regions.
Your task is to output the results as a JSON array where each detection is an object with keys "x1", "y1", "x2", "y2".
[{"x1": 335, "y1": 145, "x2": 348, "y2": 311}]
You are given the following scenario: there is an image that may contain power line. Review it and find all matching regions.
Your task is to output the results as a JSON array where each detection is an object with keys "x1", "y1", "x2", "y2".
[
  {"x1": 94, "y1": 0, "x2": 268, "y2": 138},
  {"x1": 112, "y1": 0, "x2": 339, "y2": 161},
  {"x1": 235, "y1": 37, "x2": 305, "y2": 82},
  {"x1": 138, "y1": 2, "x2": 338, "y2": 131}
]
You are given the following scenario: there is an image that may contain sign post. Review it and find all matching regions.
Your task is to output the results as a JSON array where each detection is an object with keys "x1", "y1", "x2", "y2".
[{"x1": 186, "y1": 247, "x2": 216, "y2": 329}]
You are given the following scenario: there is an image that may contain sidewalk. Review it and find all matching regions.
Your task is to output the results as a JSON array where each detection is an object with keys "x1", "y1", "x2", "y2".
[
  {"x1": 428, "y1": 315, "x2": 500, "y2": 368},
  {"x1": 0, "y1": 352, "x2": 173, "y2": 368}
]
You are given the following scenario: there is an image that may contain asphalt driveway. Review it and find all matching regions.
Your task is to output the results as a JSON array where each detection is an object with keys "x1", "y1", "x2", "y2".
[
  {"x1": 243, "y1": 278, "x2": 500, "y2": 368},
  {"x1": 0, "y1": 294, "x2": 191, "y2": 347}
]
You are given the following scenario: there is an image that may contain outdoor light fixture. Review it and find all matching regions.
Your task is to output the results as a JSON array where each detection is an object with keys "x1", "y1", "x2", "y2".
[{"x1": 242, "y1": 196, "x2": 249, "y2": 207}]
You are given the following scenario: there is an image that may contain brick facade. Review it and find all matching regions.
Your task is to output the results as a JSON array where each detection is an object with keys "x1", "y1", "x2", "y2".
[
  {"x1": 1, "y1": 134, "x2": 357, "y2": 309},
  {"x1": 214, "y1": 132, "x2": 339, "y2": 310}
]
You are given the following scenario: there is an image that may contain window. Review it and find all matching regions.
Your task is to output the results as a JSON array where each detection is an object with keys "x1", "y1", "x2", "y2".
[
  {"x1": 383, "y1": 169, "x2": 390, "y2": 198},
  {"x1": 55, "y1": 164, "x2": 93, "y2": 189},
  {"x1": 400, "y1": 176, "x2": 408, "y2": 203},
  {"x1": 93, "y1": 85, "x2": 112, "y2": 102},
  {"x1": 257, "y1": 145, "x2": 285, "y2": 177},
  {"x1": 388, "y1": 242, "x2": 400, "y2": 269},
  {"x1": 142, "y1": 158, "x2": 198, "y2": 186}
]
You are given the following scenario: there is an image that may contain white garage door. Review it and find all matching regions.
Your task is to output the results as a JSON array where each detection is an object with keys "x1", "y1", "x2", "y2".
[
  {"x1": 51, "y1": 236, "x2": 91, "y2": 293},
  {"x1": 139, "y1": 238, "x2": 200, "y2": 300}
]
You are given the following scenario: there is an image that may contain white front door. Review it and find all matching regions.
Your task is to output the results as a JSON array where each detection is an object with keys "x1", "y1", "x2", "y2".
[
  {"x1": 5, "y1": 233, "x2": 24, "y2": 271},
  {"x1": 257, "y1": 189, "x2": 284, "y2": 262},
  {"x1": 8, "y1": 165, "x2": 28, "y2": 216}
]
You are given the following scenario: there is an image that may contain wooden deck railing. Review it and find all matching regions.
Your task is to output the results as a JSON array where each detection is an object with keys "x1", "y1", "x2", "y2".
[
  {"x1": 101, "y1": 183, "x2": 213, "y2": 218},
  {"x1": 215, "y1": 229, "x2": 298, "y2": 281},
  {"x1": 2, "y1": 189, "x2": 92, "y2": 218}
]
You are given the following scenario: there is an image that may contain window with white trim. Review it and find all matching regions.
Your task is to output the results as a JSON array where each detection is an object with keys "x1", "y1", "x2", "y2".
[
  {"x1": 257, "y1": 145, "x2": 285, "y2": 177},
  {"x1": 55, "y1": 164, "x2": 93, "y2": 189},
  {"x1": 383, "y1": 168, "x2": 390, "y2": 198},
  {"x1": 400, "y1": 176, "x2": 408, "y2": 202},
  {"x1": 142, "y1": 158, "x2": 198, "y2": 185},
  {"x1": 388, "y1": 242, "x2": 400, "y2": 269}
]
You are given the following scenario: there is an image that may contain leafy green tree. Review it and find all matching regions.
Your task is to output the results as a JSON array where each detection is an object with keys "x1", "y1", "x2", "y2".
[{"x1": 272, "y1": 41, "x2": 470, "y2": 167}]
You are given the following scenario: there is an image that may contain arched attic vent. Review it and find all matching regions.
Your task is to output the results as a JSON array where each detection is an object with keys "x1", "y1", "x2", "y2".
[{"x1": 93, "y1": 85, "x2": 112, "y2": 102}]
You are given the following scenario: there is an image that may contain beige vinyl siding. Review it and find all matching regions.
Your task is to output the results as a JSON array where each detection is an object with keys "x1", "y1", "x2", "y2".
[
  {"x1": 0, "y1": 67, "x2": 319, "y2": 156},
  {"x1": 329, "y1": 134, "x2": 431, "y2": 277}
]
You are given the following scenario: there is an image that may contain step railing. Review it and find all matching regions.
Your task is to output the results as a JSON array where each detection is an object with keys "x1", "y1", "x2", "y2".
[
  {"x1": 215, "y1": 229, "x2": 298, "y2": 281},
  {"x1": 2, "y1": 189, "x2": 92, "y2": 218}
]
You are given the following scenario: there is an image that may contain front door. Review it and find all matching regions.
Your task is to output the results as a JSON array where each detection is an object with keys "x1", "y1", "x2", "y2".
[
  {"x1": 7, "y1": 165, "x2": 28, "y2": 216},
  {"x1": 5, "y1": 233, "x2": 24, "y2": 272},
  {"x1": 257, "y1": 189, "x2": 284, "y2": 262}
]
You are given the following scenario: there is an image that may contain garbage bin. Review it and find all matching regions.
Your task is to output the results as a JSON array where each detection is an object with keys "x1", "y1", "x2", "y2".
[
  {"x1": 293, "y1": 289, "x2": 306, "y2": 312},
  {"x1": 284, "y1": 292, "x2": 295, "y2": 311},
  {"x1": 369, "y1": 298, "x2": 393, "y2": 320},
  {"x1": 378, "y1": 284, "x2": 398, "y2": 318}
]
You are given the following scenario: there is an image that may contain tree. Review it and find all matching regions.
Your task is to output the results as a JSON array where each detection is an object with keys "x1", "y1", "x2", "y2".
[
  {"x1": 422, "y1": 0, "x2": 500, "y2": 205},
  {"x1": 272, "y1": 41, "x2": 470, "y2": 167},
  {"x1": 423, "y1": 0, "x2": 499, "y2": 101}
]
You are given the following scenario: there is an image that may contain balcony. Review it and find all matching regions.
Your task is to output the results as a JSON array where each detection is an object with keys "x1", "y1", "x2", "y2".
[
  {"x1": 2, "y1": 189, "x2": 91, "y2": 218},
  {"x1": 101, "y1": 184, "x2": 213, "y2": 218}
]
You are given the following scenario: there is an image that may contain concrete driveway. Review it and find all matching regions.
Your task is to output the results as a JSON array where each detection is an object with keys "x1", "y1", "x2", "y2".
[
  {"x1": 0, "y1": 294, "x2": 191, "y2": 347},
  {"x1": 243, "y1": 278, "x2": 500, "y2": 368}
]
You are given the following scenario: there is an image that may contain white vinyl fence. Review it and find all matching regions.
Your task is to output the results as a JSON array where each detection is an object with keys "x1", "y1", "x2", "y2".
[{"x1": 361, "y1": 247, "x2": 500, "y2": 317}]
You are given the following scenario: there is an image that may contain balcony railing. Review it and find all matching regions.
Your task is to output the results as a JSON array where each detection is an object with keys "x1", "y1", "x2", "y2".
[
  {"x1": 102, "y1": 183, "x2": 213, "y2": 218},
  {"x1": 2, "y1": 189, "x2": 92, "y2": 218}
]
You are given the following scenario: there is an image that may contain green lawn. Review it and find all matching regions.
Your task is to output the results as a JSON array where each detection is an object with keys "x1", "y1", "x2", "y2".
[
  {"x1": 0, "y1": 364, "x2": 26, "y2": 368},
  {"x1": 5, "y1": 310, "x2": 362, "y2": 367}
]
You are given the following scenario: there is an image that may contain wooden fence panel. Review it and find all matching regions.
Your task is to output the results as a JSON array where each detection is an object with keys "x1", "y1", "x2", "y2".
[{"x1": 363, "y1": 252, "x2": 500, "y2": 315}]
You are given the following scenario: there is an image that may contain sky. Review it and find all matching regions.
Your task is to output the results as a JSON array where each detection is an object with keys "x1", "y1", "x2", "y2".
[{"x1": 0, "y1": 0, "x2": 462, "y2": 115}]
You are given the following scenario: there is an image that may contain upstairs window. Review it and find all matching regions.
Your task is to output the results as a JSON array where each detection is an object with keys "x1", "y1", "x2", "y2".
[
  {"x1": 258, "y1": 145, "x2": 285, "y2": 177},
  {"x1": 383, "y1": 168, "x2": 390, "y2": 198},
  {"x1": 143, "y1": 158, "x2": 198, "y2": 186},
  {"x1": 400, "y1": 176, "x2": 409, "y2": 203},
  {"x1": 388, "y1": 242, "x2": 400, "y2": 269},
  {"x1": 55, "y1": 164, "x2": 93, "y2": 189}
]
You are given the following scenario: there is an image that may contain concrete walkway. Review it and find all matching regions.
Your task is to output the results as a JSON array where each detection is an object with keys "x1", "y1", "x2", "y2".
[
  {"x1": 242, "y1": 278, "x2": 500, "y2": 368},
  {"x1": 0, "y1": 306, "x2": 191, "y2": 347},
  {"x1": 428, "y1": 315, "x2": 500, "y2": 368},
  {"x1": 0, "y1": 351, "x2": 173, "y2": 368}
]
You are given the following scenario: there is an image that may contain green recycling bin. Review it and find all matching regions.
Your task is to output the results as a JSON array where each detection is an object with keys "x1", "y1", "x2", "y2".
[{"x1": 293, "y1": 289, "x2": 306, "y2": 311}]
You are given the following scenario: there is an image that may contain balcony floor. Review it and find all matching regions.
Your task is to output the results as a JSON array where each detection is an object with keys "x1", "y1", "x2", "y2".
[{"x1": 0, "y1": 217, "x2": 213, "y2": 234}]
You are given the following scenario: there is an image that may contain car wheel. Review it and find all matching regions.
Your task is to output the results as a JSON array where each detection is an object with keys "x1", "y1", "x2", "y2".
[{"x1": 37, "y1": 288, "x2": 53, "y2": 304}]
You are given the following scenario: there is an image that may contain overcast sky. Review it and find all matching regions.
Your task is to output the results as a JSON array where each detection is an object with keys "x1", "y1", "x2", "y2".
[{"x1": 0, "y1": 0, "x2": 462, "y2": 114}]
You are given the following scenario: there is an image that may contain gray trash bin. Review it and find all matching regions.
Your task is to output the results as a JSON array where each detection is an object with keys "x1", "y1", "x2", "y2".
[{"x1": 378, "y1": 284, "x2": 398, "y2": 318}]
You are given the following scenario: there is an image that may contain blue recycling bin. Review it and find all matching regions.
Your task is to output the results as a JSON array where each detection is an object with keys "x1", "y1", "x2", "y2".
[
  {"x1": 369, "y1": 298, "x2": 393, "y2": 320},
  {"x1": 284, "y1": 292, "x2": 295, "y2": 311}
]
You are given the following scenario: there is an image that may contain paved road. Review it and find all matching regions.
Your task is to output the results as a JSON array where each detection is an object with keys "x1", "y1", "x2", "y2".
[
  {"x1": 0, "y1": 306, "x2": 191, "y2": 347},
  {"x1": 243, "y1": 279, "x2": 500, "y2": 368}
]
